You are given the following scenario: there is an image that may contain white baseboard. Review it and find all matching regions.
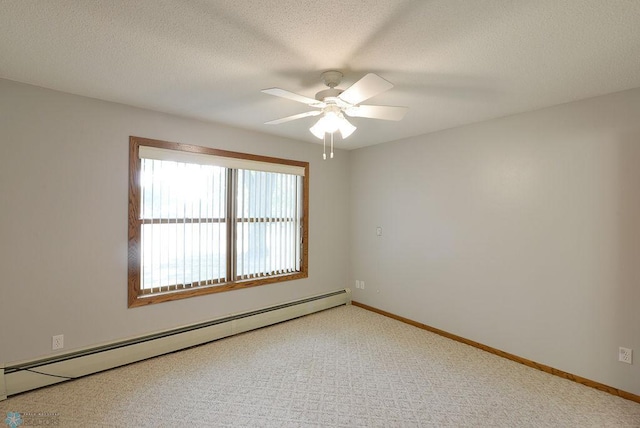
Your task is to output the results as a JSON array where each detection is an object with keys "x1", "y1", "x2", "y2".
[{"x1": 2, "y1": 289, "x2": 351, "y2": 399}]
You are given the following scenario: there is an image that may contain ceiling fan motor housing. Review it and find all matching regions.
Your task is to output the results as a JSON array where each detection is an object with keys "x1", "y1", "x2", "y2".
[{"x1": 315, "y1": 88, "x2": 343, "y2": 102}]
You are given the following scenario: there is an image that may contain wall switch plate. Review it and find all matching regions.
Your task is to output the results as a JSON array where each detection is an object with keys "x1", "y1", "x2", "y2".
[
  {"x1": 361, "y1": 281, "x2": 365, "y2": 290},
  {"x1": 355, "y1": 280, "x2": 360, "y2": 289},
  {"x1": 376, "y1": 227, "x2": 382, "y2": 237},
  {"x1": 619, "y1": 347, "x2": 632, "y2": 364},
  {"x1": 52, "y1": 334, "x2": 64, "y2": 350}
]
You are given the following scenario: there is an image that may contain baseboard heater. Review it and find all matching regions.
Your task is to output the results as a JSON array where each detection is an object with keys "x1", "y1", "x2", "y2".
[{"x1": 0, "y1": 289, "x2": 351, "y2": 400}]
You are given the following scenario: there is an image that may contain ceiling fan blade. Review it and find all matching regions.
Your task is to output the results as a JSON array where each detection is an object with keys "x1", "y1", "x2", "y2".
[
  {"x1": 264, "y1": 110, "x2": 321, "y2": 125},
  {"x1": 345, "y1": 105, "x2": 408, "y2": 121},
  {"x1": 262, "y1": 88, "x2": 322, "y2": 106},
  {"x1": 338, "y1": 73, "x2": 394, "y2": 105}
]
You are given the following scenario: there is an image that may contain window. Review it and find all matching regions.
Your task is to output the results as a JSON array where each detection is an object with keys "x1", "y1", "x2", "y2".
[{"x1": 128, "y1": 136, "x2": 308, "y2": 307}]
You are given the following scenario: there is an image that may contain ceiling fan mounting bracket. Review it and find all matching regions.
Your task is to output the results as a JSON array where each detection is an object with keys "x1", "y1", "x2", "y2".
[{"x1": 321, "y1": 70, "x2": 343, "y2": 88}]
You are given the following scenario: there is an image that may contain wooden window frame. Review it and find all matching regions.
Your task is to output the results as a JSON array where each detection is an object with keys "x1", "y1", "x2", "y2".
[{"x1": 128, "y1": 136, "x2": 309, "y2": 307}]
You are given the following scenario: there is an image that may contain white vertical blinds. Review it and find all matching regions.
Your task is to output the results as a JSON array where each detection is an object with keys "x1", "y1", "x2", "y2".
[
  {"x1": 140, "y1": 159, "x2": 227, "y2": 294},
  {"x1": 236, "y1": 169, "x2": 302, "y2": 279},
  {"x1": 139, "y1": 146, "x2": 303, "y2": 293}
]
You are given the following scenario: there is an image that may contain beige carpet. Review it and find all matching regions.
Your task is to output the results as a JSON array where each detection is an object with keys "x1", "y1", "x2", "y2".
[{"x1": 1, "y1": 305, "x2": 639, "y2": 427}]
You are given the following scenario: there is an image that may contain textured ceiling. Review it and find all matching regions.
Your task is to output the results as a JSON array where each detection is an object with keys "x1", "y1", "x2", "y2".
[{"x1": 2, "y1": 0, "x2": 640, "y2": 149}]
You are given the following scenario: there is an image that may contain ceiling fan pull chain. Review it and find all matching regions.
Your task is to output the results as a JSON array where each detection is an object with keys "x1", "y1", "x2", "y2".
[
  {"x1": 330, "y1": 132, "x2": 334, "y2": 159},
  {"x1": 323, "y1": 133, "x2": 327, "y2": 160}
]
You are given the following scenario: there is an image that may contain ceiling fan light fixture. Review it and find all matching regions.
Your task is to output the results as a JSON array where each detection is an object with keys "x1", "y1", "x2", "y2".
[
  {"x1": 321, "y1": 110, "x2": 341, "y2": 133},
  {"x1": 309, "y1": 119, "x2": 327, "y2": 139},
  {"x1": 338, "y1": 117, "x2": 356, "y2": 139},
  {"x1": 309, "y1": 110, "x2": 356, "y2": 139}
]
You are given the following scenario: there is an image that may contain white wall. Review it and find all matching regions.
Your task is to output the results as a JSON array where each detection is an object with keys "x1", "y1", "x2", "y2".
[
  {"x1": 0, "y1": 79, "x2": 350, "y2": 363},
  {"x1": 350, "y1": 88, "x2": 640, "y2": 396}
]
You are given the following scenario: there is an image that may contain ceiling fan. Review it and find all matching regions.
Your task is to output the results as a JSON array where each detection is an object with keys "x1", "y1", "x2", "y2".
[{"x1": 262, "y1": 71, "x2": 408, "y2": 159}]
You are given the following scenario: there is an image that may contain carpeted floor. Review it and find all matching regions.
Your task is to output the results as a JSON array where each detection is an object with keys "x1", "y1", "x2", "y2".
[{"x1": 1, "y1": 305, "x2": 639, "y2": 427}]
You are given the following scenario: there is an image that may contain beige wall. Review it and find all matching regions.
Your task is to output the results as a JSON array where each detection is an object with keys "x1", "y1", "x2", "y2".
[
  {"x1": 349, "y1": 88, "x2": 640, "y2": 396},
  {"x1": 0, "y1": 79, "x2": 350, "y2": 363}
]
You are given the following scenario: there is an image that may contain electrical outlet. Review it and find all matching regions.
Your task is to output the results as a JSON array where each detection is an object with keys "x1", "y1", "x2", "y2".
[
  {"x1": 619, "y1": 347, "x2": 632, "y2": 364},
  {"x1": 361, "y1": 281, "x2": 365, "y2": 290},
  {"x1": 52, "y1": 334, "x2": 64, "y2": 350},
  {"x1": 355, "y1": 280, "x2": 360, "y2": 289}
]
